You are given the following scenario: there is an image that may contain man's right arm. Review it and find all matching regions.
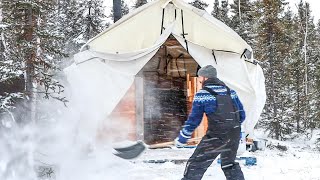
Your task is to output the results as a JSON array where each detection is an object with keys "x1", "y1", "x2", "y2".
[{"x1": 177, "y1": 92, "x2": 205, "y2": 143}]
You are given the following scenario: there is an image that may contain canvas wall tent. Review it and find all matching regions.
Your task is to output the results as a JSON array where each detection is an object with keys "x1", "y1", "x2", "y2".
[{"x1": 65, "y1": 0, "x2": 266, "y2": 144}]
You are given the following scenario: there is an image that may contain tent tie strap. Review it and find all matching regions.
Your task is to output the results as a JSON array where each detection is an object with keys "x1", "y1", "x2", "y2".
[
  {"x1": 175, "y1": 9, "x2": 177, "y2": 19},
  {"x1": 161, "y1": 8, "x2": 165, "y2": 34},
  {"x1": 181, "y1": 9, "x2": 189, "y2": 53},
  {"x1": 245, "y1": 59, "x2": 258, "y2": 65},
  {"x1": 212, "y1": 50, "x2": 218, "y2": 64}
]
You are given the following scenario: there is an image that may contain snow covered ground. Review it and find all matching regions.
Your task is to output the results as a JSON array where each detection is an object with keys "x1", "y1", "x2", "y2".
[
  {"x1": 29, "y1": 129, "x2": 320, "y2": 180},
  {"x1": 127, "y1": 146, "x2": 320, "y2": 180},
  {"x1": 124, "y1": 131, "x2": 320, "y2": 180},
  {"x1": 2, "y1": 127, "x2": 320, "y2": 180}
]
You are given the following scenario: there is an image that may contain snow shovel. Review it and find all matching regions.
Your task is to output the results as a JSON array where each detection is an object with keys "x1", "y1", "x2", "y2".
[{"x1": 114, "y1": 138, "x2": 201, "y2": 159}]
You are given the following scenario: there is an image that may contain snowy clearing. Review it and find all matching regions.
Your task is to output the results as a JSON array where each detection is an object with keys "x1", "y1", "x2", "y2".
[
  {"x1": 126, "y1": 140, "x2": 320, "y2": 180},
  {"x1": 29, "y1": 130, "x2": 320, "y2": 180}
]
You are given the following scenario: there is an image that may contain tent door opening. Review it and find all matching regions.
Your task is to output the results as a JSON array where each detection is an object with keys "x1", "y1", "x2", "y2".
[{"x1": 109, "y1": 35, "x2": 208, "y2": 144}]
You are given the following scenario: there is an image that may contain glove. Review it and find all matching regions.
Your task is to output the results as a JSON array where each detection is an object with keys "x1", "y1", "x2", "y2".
[{"x1": 174, "y1": 137, "x2": 187, "y2": 148}]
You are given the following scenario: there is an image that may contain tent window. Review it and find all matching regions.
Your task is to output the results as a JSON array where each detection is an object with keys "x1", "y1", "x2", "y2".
[{"x1": 241, "y1": 48, "x2": 252, "y2": 60}]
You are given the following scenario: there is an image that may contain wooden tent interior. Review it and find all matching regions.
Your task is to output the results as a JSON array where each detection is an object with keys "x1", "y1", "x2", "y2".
[{"x1": 108, "y1": 35, "x2": 208, "y2": 144}]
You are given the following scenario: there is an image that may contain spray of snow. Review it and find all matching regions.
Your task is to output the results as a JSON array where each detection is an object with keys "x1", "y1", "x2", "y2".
[{"x1": 0, "y1": 61, "x2": 140, "y2": 180}]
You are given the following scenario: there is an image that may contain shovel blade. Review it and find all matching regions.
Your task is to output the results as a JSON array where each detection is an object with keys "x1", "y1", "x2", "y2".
[{"x1": 114, "y1": 141, "x2": 146, "y2": 159}]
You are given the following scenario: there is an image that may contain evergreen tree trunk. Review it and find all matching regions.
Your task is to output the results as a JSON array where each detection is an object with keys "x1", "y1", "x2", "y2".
[
  {"x1": 0, "y1": 29, "x2": 4, "y2": 62},
  {"x1": 24, "y1": 4, "x2": 37, "y2": 123},
  {"x1": 113, "y1": 0, "x2": 122, "y2": 23},
  {"x1": 303, "y1": 3, "x2": 309, "y2": 132},
  {"x1": 238, "y1": 0, "x2": 241, "y2": 19},
  {"x1": 296, "y1": 75, "x2": 301, "y2": 132},
  {"x1": 85, "y1": 1, "x2": 93, "y2": 40},
  {"x1": 268, "y1": 33, "x2": 279, "y2": 139}
]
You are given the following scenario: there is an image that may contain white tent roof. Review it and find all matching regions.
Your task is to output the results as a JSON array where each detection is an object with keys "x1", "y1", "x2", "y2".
[
  {"x1": 83, "y1": 0, "x2": 252, "y2": 56},
  {"x1": 65, "y1": 0, "x2": 266, "y2": 142}
]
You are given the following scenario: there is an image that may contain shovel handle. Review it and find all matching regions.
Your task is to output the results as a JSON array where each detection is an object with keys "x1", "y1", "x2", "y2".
[
  {"x1": 148, "y1": 141, "x2": 174, "y2": 149},
  {"x1": 148, "y1": 137, "x2": 202, "y2": 149}
]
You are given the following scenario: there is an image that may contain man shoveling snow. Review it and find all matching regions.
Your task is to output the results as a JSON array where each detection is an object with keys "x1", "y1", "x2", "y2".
[{"x1": 175, "y1": 65, "x2": 246, "y2": 180}]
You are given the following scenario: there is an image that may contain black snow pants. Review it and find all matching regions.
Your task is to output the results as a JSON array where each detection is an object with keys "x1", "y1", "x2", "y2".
[
  {"x1": 181, "y1": 127, "x2": 244, "y2": 180},
  {"x1": 182, "y1": 86, "x2": 245, "y2": 180}
]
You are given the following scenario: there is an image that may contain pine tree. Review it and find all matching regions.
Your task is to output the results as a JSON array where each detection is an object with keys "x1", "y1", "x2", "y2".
[
  {"x1": 254, "y1": 0, "x2": 290, "y2": 140},
  {"x1": 56, "y1": 0, "x2": 108, "y2": 55},
  {"x1": 78, "y1": 0, "x2": 106, "y2": 42},
  {"x1": 211, "y1": 0, "x2": 230, "y2": 25},
  {"x1": 288, "y1": 1, "x2": 318, "y2": 134},
  {"x1": 0, "y1": 0, "x2": 67, "y2": 122},
  {"x1": 254, "y1": 0, "x2": 319, "y2": 138},
  {"x1": 229, "y1": 0, "x2": 255, "y2": 46},
  {"x1": 220, "y1": 1, "x2": 231, "y2": 25},
  {"x1": 295, "y1": 2, "x2": 319, "y2": 132},
  {"x1": 121, "y1": 0, "x2": 129, "y2": 16},
  {"x1": 134, "y1": 0, "x2": 148, "y2": 8},
  {"x1": 0, "y1": 12, "x2": 24, "y2": 115},
  {"x1": 189, "y1": 0, "x2": 209, "y2": 10},
  {"x1": 314, "y1": 20, "x2": 320, "y2": 128},
  {"x1": 277, "y1": 8, "x2": 297, "y2": 135},
  {"x1": 57, "y1": 0, "x2": 84, "y2": 55},
  {"x1": 211, "y1": 0, "x2": 220, "y2": 17}
]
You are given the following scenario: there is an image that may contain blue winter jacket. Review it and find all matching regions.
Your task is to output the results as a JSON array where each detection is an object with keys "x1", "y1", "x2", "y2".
[{"x1": 178, "y1": 83, "x2": 245, "y2": 143}]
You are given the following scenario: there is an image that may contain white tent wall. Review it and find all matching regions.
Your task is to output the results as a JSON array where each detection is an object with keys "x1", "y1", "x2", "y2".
[
  {"x1": 65, "y1": 0, "x2": 266, "y2": 145},
  {"x1": 244, "y1": 63, "x2": 267, "y2": 133}
]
